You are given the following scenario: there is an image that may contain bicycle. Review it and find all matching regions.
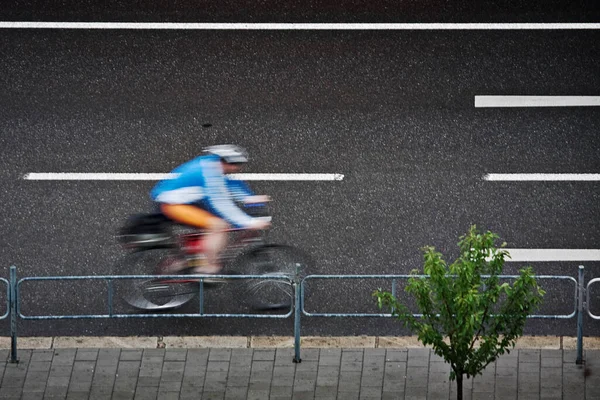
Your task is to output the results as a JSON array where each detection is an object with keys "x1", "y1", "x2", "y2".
[{"x1": 113, "y1": 205, "x2": 310, "y2": 312}]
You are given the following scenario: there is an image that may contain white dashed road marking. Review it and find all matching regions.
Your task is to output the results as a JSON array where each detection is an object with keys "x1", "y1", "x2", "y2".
[
  {"x1": 1, "y1": 22, "x2": 600, "y2": 30},
  {"x1": 23, "y1": 173, "x2": 345, "y2": 181},
  {"x1": 484, "y1": 174, "x2": 600, "y2": 181},
  {"x1": 504, "y1": 249, "x2": 600, "y2": 262},
  {"x1": 475, "y1": 95, "x2": 600, "y2": 108}
]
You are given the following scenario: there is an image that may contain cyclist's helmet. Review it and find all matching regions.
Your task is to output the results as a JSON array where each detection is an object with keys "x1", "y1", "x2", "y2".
[{"x1": 204, "y1": 144, "x2": 249, "y2": 164}]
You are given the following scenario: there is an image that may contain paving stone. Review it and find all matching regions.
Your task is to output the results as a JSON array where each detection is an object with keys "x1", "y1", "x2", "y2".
[
  {"x1": 382, "y1": 392, "x2": 404, "y2": 400},
  {"x1": 540, "y1": 387, "x2": 562, "y2": 400},
  {"x1": 361, "y1": 371, "x2": 384, "y2": 387},
  {"x1": 19, "y1": 390, "x2": 41, "y2": 400},
  {"x1": 342, "y1": 361, "x2": 364, "y2": 372},
  {"x1": 97, "y1": 349, "x2": 121, "y2": 364},
  {"x1": 67, "y1": 381, "x2": 92, "y2": 392},
  {"x1": 515, "y1": 393, "x2": 541, "y2": 400},
  {"x1": 186, "y1": 349, "x2": 210, "y2": 364},
  {"x1": 43, "y1": 384, "x2": 69, "y2": 397},
  {"x1": 72, "y1": 360, "x2": 95, "y2": 374},
  {"x1": 338, "y1": 392, "x2": 360, "y2": 400},
  {"x1": 133, "y1": 386, "x2": 158, "y2": 400},
  {"x1": 385, "y1": 350, "x2": 407, "y2": 363},
  {"x1": 494, "y1": 385, "x2": 517, "y2": 400},
  {"x1": 246, "y1": 389, "x2": 270, "y2": 400},
  {"x1": 519, "y1": 350, "x2": 541, "y2": 363},
  {"x1": 541, "y1": 356, "x2": 562, "y2": 368},
  {"x1": 404, "y1": 366, "x2": 428, "y2": 388},
  {"x1": 428, "y1": 361, "x2": 450, "y2": 374},
  {"x1": 226, "y1": 374, "x2": 249, "y2": 387},
  {"x1": 274, "y1": 348, "x2": 295, "y2": 365},
  {"x1": 47, "y1": 375, "x2": 71, "y2": 387},
  {"x1": 248, "y1": 381, "x2": 270, "y2": 391},
  {"x1": 517, "y1": 373, "x2": 541, "y2": 394},
  {"x1": 203, "y1": 371, "x2": 228, "y2": 392},
  {"x1": 427, "y1": 381, "x2": 450, "y2": 398},
  {"x1": 179, "y1": 388, "x2": 201, "y2": 400},
  {"x1": 251, "y1": 349, "x2": 275, "y2": 361},
  {"x1": 202, "y1": 391, "x2": 226, "y2": 399},
  {"x1": 223, "y1": 386, "x2": 248, "y2": 400},
  {"x1": 270, "y1": 385, "x2": 293, "y2": 397},
  {"x1": 31, "y1": 351, "x2": 54, "y2": 362},
  {"x1": 111, "y1": 390, "x2": 135, "y2": 400},
  {"x1": 339, "y1": 371, "x2": 362, "y2": 391},
  {"x1": 358, "y1": 385, "x2": 382, "y2": 398},
  {"x1": 120, "y1": 350, "x2": 143, "y2": 361},
  {"x1": 113, "y1": 377, "x2": 138, "y2": 393},
  {"x1": 164, "y1": 349, "x2": 187, "y2": 362},
  {"x1": 293, "y1": 378, "x2": 316, "y2": 392},
  {"x1": 291, "y1": 391, "x2": 315, "y2": 399},
  {"x1": 249, "y1": 371, "x2": 272, "y2": 384},
  {"x1": 495, "y1": 366, "x2": 517, "y2": 377},
  {"x1": 75, "y1": 349, "x2": 98, "y2": 362},
  {"x1": 250, "y1": 360, "x2": 273, "y2": 373},
  {"x1": 49, "y1": 364, "x2": 73, "y2": 377},
  {"x1": 208, "y1": 349, "x2": 231, "y2": 362},
  {"x1": 297, "y1": 349, "x2": 320, "y2": 361},
  {"x1": 158, "y1": 380, "x2": 182, "y2": 392},
  {"x1": 471, "y1": 392, "x2": 495, "y2": 400},
  {"x1": 65, "y1": 392, "x2": 89, "y2": 400},
  {"x1": 519, "y1": 361, "x2": 541, "y2": 373},
  {"x1": 540, "y1": 367, "x2": 562, "y2": 387},
  {"x1": 155, "y1": 391, "x2": 178, "y2": 400},
  {"x1": 403, "y1": 385, "x2": 428, "y2": 399}
]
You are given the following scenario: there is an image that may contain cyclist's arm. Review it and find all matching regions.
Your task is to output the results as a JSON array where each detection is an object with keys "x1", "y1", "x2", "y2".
[
  {"x1": 201, "y1": 158, "x2": 260, "y2": 229},
  {"x1": 226, "y1": 179, "x2": 270, "y2": 204}
]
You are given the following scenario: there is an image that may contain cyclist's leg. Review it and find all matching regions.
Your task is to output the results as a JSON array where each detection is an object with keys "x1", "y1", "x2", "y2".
[{"x1": 159, "y1": 203, "x2": 230, "y2": 273}]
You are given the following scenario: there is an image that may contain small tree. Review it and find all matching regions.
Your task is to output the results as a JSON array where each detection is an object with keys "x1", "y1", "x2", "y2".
[{"x1": 374, "y1": 226, "x2": 545, "y2": 400}]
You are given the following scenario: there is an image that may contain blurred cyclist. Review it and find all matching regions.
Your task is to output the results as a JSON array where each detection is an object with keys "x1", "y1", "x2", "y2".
[{"x1": 150, "y1": 144, "x2": 270, "y2": 275}]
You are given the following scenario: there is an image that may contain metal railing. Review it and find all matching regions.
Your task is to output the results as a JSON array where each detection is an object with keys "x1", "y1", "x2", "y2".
[
  {"x1": 16, "y1": 274, "x2": 294, "y2": 320},
  {"x1": 0, "y1": 278, "x2": 9, "y2": 321},
  {"x1": 586, "y1": 277, "x2": 600, "y2": 320},
  {"x1": 2, "y1": 265, "x2": 594, "y2": 365},
  {"x1": 301, "y1": 274, "x2": 578, "y2": 319}
]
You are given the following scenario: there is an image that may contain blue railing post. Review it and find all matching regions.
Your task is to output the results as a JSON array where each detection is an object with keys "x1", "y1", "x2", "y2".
[
  {"x1": 10, "y1": 266, "x2": 18, "y2": 363},
  {"x1": 293, "y1": 264, "x2": 302, "y2": 363},
  {"x1": 107, "y1": 278, "x2": 114, "y2": 316},
  {"x1": 576, "y1": 265, "x2": 585, "y2": 365}
]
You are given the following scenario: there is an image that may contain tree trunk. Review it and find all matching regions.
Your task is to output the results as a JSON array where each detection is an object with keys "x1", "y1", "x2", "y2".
[{"x1": 456, "y1": 373, "x2": 463, "y2": 400}]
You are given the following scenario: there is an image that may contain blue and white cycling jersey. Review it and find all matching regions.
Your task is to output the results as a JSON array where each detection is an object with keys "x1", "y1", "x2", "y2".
[{"x1": 150, "y1": 154, "x2": 257, "y2": 229}]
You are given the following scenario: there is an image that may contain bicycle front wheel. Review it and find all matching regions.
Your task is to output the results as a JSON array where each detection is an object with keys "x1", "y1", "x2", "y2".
[
  {"x1": 113, "y1": 248, "x2": 197, "y2": 311},
  {"x1": 233, "y1": 244, "x2": 310, "y2": 311}
]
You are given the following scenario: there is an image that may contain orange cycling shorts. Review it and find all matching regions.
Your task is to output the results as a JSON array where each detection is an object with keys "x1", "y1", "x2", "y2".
[{"x1": 160, "y1": 203, "x2": 222, "y2": 229}]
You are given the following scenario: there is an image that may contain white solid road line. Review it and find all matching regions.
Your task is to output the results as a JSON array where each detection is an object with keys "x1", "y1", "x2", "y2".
[
  {"x1": 1, "y1": 22, "x2": 600, "y2": 30},
  {"x1": 475, "y1": 95, "x2": 600, "y2": 108},
  {"x1": 504, "y1": 249, "x2": 600, "y2": 262},
  {"x1": 23, "y1": 173, "x2": 345, "y2": 181},
  {"x1": 484, "y1": 174, "x2": 600, "y2": 181}
]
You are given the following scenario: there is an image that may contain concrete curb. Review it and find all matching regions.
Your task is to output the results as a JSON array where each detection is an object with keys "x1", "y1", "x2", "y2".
[{"x1": 1, "y1": 335, "x2": 600, "y2": 350}]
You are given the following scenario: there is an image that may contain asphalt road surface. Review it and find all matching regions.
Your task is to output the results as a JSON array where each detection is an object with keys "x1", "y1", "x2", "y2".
[{"x1": 0, "y1": 2, "x2": 599, "y2": 338}]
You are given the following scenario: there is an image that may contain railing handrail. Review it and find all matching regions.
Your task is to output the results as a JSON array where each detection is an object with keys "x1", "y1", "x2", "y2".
[
  {"x1": 0, "y1": 278, "x2": 9, "y2": 320},
  {"x1": 301, "y1": 274, "x2": 578, "y2": 319},
  {"x1": 586, "y1": 277, "x2": 600, "y2": 320},
  {"x1": 16, "y1": 273, "x2": 294, "y2": 320}
]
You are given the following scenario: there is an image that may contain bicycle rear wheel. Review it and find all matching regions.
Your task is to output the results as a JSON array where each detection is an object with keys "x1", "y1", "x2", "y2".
[
  {"x1": 113, "y1": 248, "x2": 197, "y2": 311},
  {"x1": 233, "y1": 244, "x2": 310, "y2": 311}
]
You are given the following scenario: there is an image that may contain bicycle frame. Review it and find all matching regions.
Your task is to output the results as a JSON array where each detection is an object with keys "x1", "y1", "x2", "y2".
[{"x1": 173, "y1": 227, "x2": 268, "y2": 270}]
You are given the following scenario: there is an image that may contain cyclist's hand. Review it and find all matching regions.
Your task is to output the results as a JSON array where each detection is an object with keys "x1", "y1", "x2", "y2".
[
  {"x1": 249, "y1": 217, "x2": 271, "y2": 230},
  {"x1": 245, "y1": 195, "x2": 271, "y2": 204}
]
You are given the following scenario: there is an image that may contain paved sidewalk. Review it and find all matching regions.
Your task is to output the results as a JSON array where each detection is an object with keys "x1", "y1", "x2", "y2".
[{"x1": 1, "y1": 347, "x2": 598, "y2": 399}]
